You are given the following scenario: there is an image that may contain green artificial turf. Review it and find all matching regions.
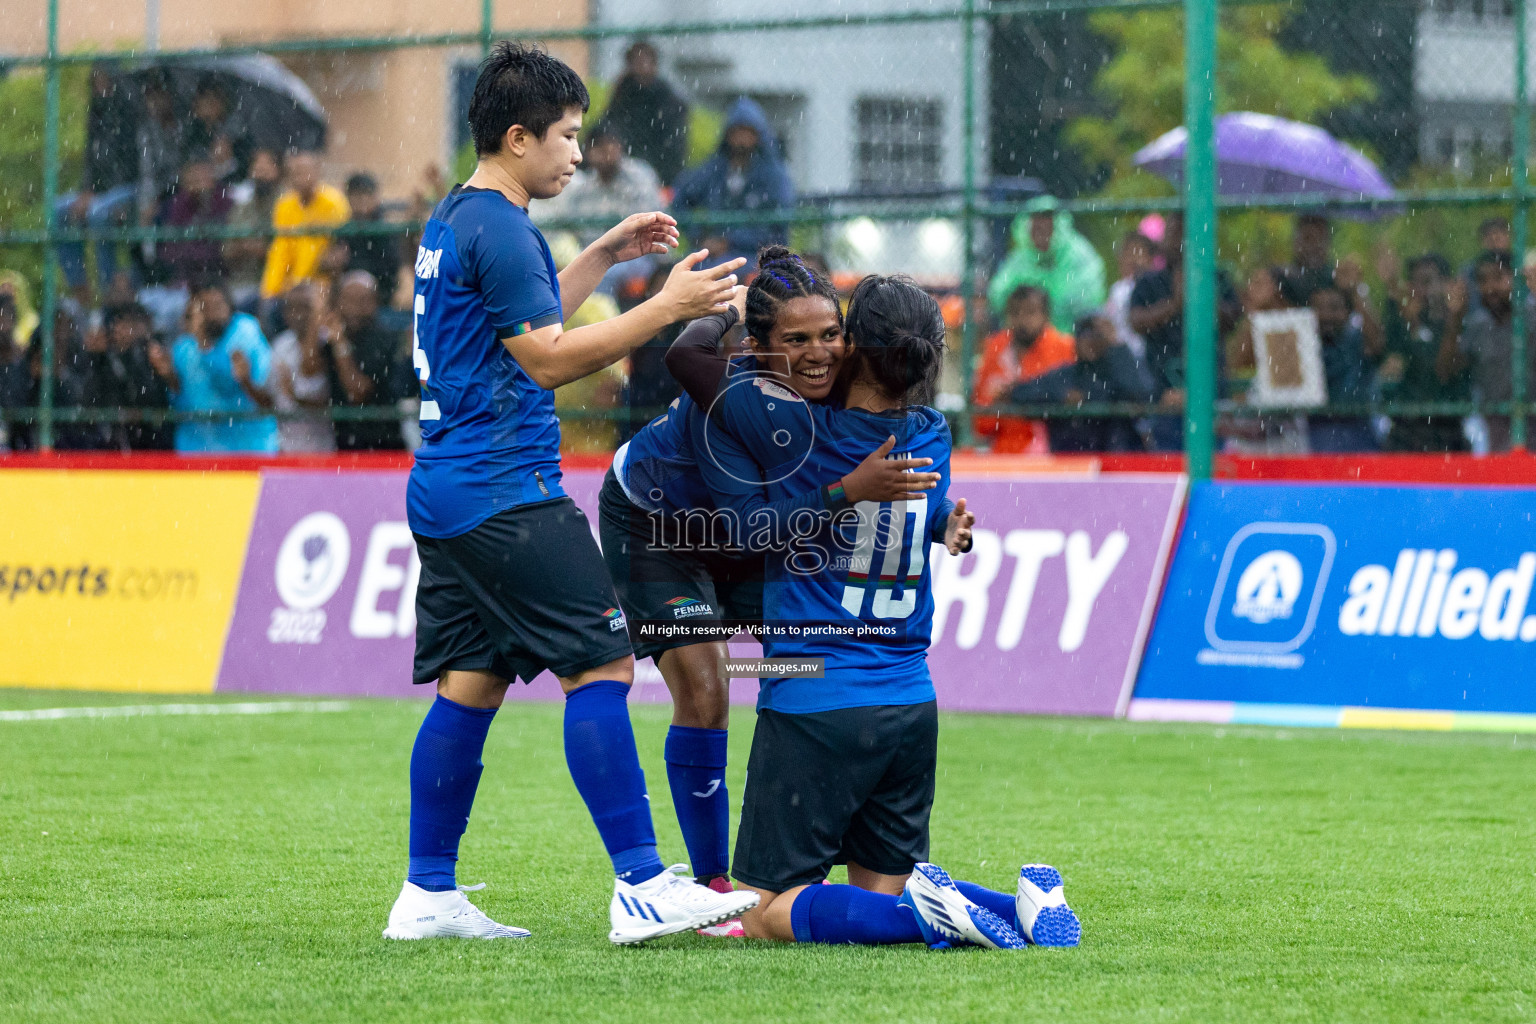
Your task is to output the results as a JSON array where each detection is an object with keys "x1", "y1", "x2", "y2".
[{"x1": 2, "y1": 689, "x2": 1532, "y2": 1023}]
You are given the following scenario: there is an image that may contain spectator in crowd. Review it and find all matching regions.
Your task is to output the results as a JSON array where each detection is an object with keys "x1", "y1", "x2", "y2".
[
  {"x1": 1278, "y1": 214, "x2": 1336, "y2": 307},
  {"x1": 78, "y1": 302, "x2": 173, "y2": 451},
  {"x1": 158, "y1": 157, "x2": 233, "y2": 287},
  {"x1": 55, "y1": 65, "x2": 141, "y2": 303},
  {"x1": 136, "y1": 71, "x2": 185, "y2": 237},
  {"x1": 971, "y1": 285, "x2": 1077, "y2": 453},
  {"x1": 183, "y1": 76, "x2": 252, "y2": 184},
  {"x1": 1010, "y1": 312, "x2": 1154, "y2": 453},
  {"x1": 1129, "y1": 211, "x2": 1241, "y2": 450},
  {"x1": 1376, "y1": 252, "x2": 1469, "y2": 452},
  {"x1": 1442, "y1": 250, "x2": 1536, "y2": 452},
  {"x1": 268, "y1": 283, "x2": 337, "y2": 454},
  {"x1": 1307, "y1": 283, "x2": 1379, "y2": 452},
  {"x1": 44, "y1": 305, "x2": 107, "y2": 451},
  {"x1": 604, "y1": 40, "x2": 691, "y2": 186},
  {"x1": 1104, "y1": 230, "x2": 1154, "y2": 361},
  {"x1": 987, "y1": 196, "x2": 1106, "y2": 334},
  {"x1": 1277, "y1": 214, "x2": 1383, "y2": 353},
  {"x1": 672, "y1": 97, "x2": 794, "y2": 265},
  {"x1": 225, "y1": 148, "x2": 283, "y2": 311},
  {"x1": 333, "y1": 173, "x2": 403, "y2": 306},
  {"x1": 259, "y1": 150, "x2": 350, "y2": 302},
  {"x1": 534, "y1": 122, "x2": 666, "y2": 297},
  {"x1": 534, "y1": 122, "x2": 665, "y2": 248},
  {"x1": 148, "y1": 282, "x2": 278, "y2": 454},
  {"x1": 0, "y1": 293, "x2": 35, "y2": 451},
  {"x1": 329, "y1": 270, "x2": 406, "y2": 451},
  {"x1": 1459, "y1": 216, "x2": 1512, "y2": 320},
  {"x1": 1223, "y1": 266, "x2": 1307, "y2": 454}
]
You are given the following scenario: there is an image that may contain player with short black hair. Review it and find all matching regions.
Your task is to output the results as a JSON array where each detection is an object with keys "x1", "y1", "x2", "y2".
[
  {"x1": 670, "y1": 274, "x2": 1081, "y2": 950},
  {"x1": 384, "y1": 40, "x2": 757, "y2": 945}
]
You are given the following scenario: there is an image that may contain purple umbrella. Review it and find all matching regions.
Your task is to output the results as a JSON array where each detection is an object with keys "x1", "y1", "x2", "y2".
[{"x1": 1132, "y1": 112, "x2": 1394, "y2": 203}]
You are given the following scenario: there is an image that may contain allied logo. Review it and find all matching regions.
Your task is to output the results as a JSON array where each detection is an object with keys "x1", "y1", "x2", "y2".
[
  {"x1": 1231, "y1": 551, "x2": 1305, "y2": 624},
  {"x1": 1201, "y1": 523, "x2": 1335, "y2": 667},
  {"x1": 270, "y1": 512, "x2": 352, "y2": 644}
]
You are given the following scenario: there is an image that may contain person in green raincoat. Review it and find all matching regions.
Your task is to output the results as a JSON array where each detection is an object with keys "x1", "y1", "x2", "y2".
[{"x1": 987, "y1": 195, "x2": 1106, "y2": 333}]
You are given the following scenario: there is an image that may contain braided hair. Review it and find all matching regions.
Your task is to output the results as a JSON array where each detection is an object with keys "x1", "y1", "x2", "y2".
[
  {"x1": 744, "y1": 245, "x2": 843, "y2": 348},
  {"x1": 843, "y1": 275, "x2": 947, "y2": 407}
]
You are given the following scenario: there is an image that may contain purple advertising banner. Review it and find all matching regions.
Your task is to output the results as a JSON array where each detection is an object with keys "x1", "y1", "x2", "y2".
[{"x1": 218, "y1": 469, "x2": 1185, "y2": 717}]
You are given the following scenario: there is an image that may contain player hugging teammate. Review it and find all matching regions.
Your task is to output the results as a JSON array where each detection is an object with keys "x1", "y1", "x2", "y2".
[
  {"x1": 638, "y1": 260, "x2": 1082, "y2": 950},
  {"x1": 390, "y1": 39, "x2": 1079, "y2": 950}
]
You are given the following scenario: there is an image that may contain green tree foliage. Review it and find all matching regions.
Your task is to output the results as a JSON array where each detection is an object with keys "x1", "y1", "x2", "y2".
[
  {"x1": 0, "y1": 64, "x2": 90, "y2": 293},
  {"x1": 1064, "y1": 6, "x2": 1377, "y2": 272}
]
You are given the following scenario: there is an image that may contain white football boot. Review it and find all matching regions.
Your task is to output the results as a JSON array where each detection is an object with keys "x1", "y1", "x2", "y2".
[
  {"x1": 898, "y1": 862, "x2": 1027, "y2": 950},
  {"x1": 609, "y1": 865, "x2": 760, "y2": 945},
  {"x1": 383, "y1": 881, "x2": 531, "y2": 940},
  {"x1": 1015, "y1": 864, "x2": 1081, "y2": 947}
]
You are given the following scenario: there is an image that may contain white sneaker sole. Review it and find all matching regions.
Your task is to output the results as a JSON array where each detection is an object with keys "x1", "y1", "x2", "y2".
[{"x1": 382, "y1": 925, "x2": 531, "y2": 940}]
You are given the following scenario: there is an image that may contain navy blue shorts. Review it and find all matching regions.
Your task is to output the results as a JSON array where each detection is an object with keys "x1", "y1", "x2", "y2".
[
  {"x1": 732, "y1": 701, "x2": 938, "y2": 892},
  {"x1": 412, "y1": 497, "x2": 634, "y2": 686}
]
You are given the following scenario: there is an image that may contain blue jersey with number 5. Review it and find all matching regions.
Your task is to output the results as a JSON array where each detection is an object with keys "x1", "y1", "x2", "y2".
[
  {"x1": 694, "y1": 370, "x2": 952, "y2": 713},
  {"x1": 406, "y1": 186, "x2": 567, "y2": 539}
]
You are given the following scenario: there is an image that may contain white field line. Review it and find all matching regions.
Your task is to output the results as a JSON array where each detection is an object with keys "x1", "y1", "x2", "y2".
[{"x1": 0, "y1": 701, "x2": 351, "y2": 722}]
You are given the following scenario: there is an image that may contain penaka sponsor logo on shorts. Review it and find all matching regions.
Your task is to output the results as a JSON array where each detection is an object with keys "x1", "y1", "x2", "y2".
[
  {"x1": 666, "y1": 597, "x2": 714, "y2": 619},
  {"x1": 268, "y1": 513, "x2": 419, "y2": 645},
  {"x1": 0, "y1": 563, "x2": 198, "y2": 602}
]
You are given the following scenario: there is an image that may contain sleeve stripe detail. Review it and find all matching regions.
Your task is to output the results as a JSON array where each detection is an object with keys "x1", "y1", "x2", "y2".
[{"x1": 500, "y1": 310, "x2": 564, "y2": 337}]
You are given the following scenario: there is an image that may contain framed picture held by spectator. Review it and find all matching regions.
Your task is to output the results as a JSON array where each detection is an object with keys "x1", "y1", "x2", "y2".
[{"x1": 1248, "y1": 307, "x2": 1327, "y2": 410}]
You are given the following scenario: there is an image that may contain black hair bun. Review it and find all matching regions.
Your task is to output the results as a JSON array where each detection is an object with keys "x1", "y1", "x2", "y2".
[{"x1": 757, "y1": 244, "x2": 795, "y2": 269}]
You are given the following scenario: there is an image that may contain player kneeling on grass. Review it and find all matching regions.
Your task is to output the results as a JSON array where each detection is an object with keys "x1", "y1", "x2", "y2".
[
  {"x1": 385, "y1": 41, "x2": 756, "y2": 944},
  {"x1": 600, "y1": 247, "x2": 938, "y2": 936},
  {"x1": 675, "y1": 273, "x2": 1082, "y2": 949}
]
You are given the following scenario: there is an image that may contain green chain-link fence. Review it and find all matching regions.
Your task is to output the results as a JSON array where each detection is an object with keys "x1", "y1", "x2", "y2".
[{"x1": 0, "y1": 0, "x2": 1531, "y2": 474}]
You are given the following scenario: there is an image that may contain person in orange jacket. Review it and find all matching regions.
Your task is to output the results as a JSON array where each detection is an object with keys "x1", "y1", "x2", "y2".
[{"x1": 971, "y1": 285, "x2": 1077, "y2": 452}]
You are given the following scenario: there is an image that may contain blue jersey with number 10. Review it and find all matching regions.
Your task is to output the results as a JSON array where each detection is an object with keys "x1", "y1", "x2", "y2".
[
  {"x1": 693, "y1": 371, "x2": 952, "y2": 714},
  {"x1": 406, "y1": 186, "x2": 567, "y2": 540}
]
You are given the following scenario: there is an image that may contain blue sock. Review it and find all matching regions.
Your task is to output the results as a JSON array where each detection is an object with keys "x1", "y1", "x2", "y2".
[
  {"x1": 563, "y1": 680, "x2": 665, "y2": 884},
  {"x1": 788, "y1": 884, "x2": 925, "y2": 945},
  {"x1": 664, "y1": 725, "x2": 730, "y2": 880},
  {"x1": 954, "y1": 881, "x2": 1019, "y2": 931},
  {"x1": 407, "y1": 695, "x2": 498, "y2": 892}
]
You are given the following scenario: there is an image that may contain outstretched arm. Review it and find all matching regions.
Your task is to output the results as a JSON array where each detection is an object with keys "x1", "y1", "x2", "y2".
[
  {"x1": 557, "y1": 212, "x2": 681, "y2": 319},
  {"x1": 505, "y1": 251, "x2": 744, "y2": 390}
]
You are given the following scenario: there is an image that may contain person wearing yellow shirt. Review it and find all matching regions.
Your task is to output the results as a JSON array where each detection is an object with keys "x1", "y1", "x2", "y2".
[{"x1": 259, "y1": 150, "x2": 350, "y2": 299}]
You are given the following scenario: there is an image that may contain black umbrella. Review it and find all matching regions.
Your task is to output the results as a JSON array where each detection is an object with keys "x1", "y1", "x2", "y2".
[{"x1": 128, "y1": 53, "x2": 328, "y2": 154}]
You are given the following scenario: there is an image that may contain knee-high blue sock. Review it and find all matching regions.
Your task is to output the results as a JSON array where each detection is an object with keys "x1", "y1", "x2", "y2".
[
  {"x1": 407, "y1": 695, "x2": 498, "y2": 892},
  {"x1": 664, "y1": 726, "x2": 729, "y2": 880},
  {"x1": 954, "y1": 881, "x2": 1019, "y2": 930},
  {"x1": 788, "y1": 884, "x2": 926, "y2": 945},
  {"x1": 563, "y1": 680, "x2": 665, "y2": 884}
]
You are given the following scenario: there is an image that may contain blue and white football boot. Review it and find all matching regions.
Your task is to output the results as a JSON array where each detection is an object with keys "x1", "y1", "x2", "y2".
[
  {"x1": 1015, "y1": 864, "x2": 1081, "y2": 947},
  {"x1": 898, "y1": 863, "x2": 1027, "y2": 950}
]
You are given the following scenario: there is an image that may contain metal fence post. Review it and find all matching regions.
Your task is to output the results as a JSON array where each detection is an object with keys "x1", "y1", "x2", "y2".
[
  {"x1": 481, "y1": 0, "x2": 493, "y2": 55},
  {"x1": 1513, "y1": 0, "x2": 1529, "y2": 451},
  {"x1": 959, "y1": 0, "x2": 979, "y2": 446},
  {"x1": 1183, "y1": 0, "x2": 1218, "y2": 479},
  {"x1": 39, "y1": 0, "x2": 61, "y2": 452}
]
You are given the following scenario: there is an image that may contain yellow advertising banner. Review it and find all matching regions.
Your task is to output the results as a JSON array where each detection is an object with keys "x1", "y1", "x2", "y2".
[{"x1": 0, "y1": 471, "x2": 261, "y2": 693}]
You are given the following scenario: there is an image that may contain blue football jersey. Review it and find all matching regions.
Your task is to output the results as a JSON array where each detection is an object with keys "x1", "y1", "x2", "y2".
[
  {"x1": 693, "y1": 368, "x2": 953, "y2": 713},
  {"x1": 406, "y1": 186, "x2": 567, "y2": 539}
]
